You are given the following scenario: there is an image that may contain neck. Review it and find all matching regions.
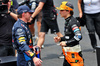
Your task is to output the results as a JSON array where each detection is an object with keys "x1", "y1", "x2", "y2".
[
  {"x1": 64, "y1": 14, "x2": 71, "y2": 19},
  {"x1": 20, "y1": 18, "x2": 27, "y2": 23}
]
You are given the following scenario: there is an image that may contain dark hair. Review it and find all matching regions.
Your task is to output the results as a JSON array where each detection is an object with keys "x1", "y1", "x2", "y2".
[
  {"x1": 66, "y1": 10, "x2": 74, "y2": 16},
  {"x1": 18, "y1": 14, "x2": 22, "y2": 18},
  {"x1": 70, "y1": 11, "x2": 74, "y2": 16},
  {"x1": 2, "y1": 0, "x2": 9, "y2": 4}
]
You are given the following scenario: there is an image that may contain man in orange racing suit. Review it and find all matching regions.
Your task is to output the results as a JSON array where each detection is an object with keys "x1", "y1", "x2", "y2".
[{"x1": 54, "y1": 1, "x2": 84, "y2": 66}]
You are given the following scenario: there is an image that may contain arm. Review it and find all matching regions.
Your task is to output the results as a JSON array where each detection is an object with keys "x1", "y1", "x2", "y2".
[
  {"x1": 77, "y1": 0, "x2": 83, "y2": 18},
  {"x1": 60, "y1": 24, "x2": 82, "y2": 47},
  {"x1": 10, "y1": 12, "x2": 18, "y2": 20},
  {"x1": 15, "y1": 28, "x2": 35, "y2": 58},
  {"x1": 15, "y1": 50, "x2": 17, "y2": 57},
  {"x1": 66, "y1": 24, "x2": 82, "y2": 46},
  {"x1": 31, "y1": 2, "x2": 44, "y2": 18},
  {"x1": 15, "y1": 27, "x2": 42, "y2": 65},
  {"x1": 7, "y1": 0, "x2": 18, "y2": 20}
]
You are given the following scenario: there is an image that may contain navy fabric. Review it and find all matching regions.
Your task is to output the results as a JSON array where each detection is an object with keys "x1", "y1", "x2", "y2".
[
  {"x1": 17, "y1": 5, "x2": 34, "y2": 15},
  {"x1": 66, "y1": 2, "x2": 74, "y2": 9},
  {"x1": 17, "y1": 54, "x2": 34, "y2": 66}
]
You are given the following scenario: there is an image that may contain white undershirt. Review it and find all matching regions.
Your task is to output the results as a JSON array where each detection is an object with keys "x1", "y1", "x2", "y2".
[{"x1": 83, "y1": 0, "x2": 100, "y2": 14}]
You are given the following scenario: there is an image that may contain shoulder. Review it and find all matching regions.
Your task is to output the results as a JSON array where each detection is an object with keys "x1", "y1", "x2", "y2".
[
  {"x1": 71, "y1": 16, "x2": 77, "y2": 22},
  {"x1": 13, "y1": 21, "x2": 25, "y2": 33},
  {"x1": 69, "y1": 16, "x2": 77, "y2": 24},
  {"x1": 69, "y1": 16, "x2": 80, "y2": 27},
  {"x1": 13, "y1": 20, "x2": 21, "y2": 28}
]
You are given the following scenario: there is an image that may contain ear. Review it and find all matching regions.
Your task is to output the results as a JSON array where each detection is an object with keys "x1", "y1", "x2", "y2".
[{"x1": 22, "y1": 13, "x2": 25, "y2": 17}]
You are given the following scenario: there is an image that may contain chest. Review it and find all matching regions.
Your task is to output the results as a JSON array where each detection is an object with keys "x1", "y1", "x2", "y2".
[
  {"x1": 26, "y1": 27, "x2": 31, "y2": 39},
  {"x1": 64, "y1": 23, "x2": 72, "y2": 34},
  {"x1": 22, "y1": 24, "x2": 32, "y2": 40}
]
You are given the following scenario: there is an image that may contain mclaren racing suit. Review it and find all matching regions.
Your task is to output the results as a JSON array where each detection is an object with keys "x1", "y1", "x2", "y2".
[
  {"x1": 12, "y1": 19, "x2": 35, "y2": 66},
  {"x1": 60, "y1": 16, "x2": 83, "y2": 66}
]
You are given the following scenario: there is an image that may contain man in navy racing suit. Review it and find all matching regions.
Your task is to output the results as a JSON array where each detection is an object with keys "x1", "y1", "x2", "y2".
[{"x1": 12, "y1": 5, "x2": 42, "y2": 66}]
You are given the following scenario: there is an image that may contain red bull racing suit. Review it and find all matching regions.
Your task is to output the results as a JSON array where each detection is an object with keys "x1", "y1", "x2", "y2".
[{"x1": 12, "y1": 19, "x2": 35, "y2": 66}]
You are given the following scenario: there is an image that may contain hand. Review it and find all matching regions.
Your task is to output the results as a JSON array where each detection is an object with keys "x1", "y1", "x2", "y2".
[
  {"x1": 54, "y1": 37, "x2": 61, "y2": 43},
  {"x1": 79, "y1": 12, "x2": 83, "y2": 18},
  {"x1": 60, "y1": 41, "x2": 67, "y2": 47},
  {"x1": 33, "y1": 57, "x2": 42, "y2": 66},
  {"x1": 8, "y1": 2, "x2": 11, "y2": 11},
  {"x1": 33, "y1": 45, "x2": 41, "y2": 53},
  {"x1": 28, "y1": 17, "x2": 33, "y2": 23}
]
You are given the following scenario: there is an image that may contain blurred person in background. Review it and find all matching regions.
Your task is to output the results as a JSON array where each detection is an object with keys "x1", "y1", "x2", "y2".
[
  {"x1": 11, "y1": 0, "x2": 19, "y2": 11},
  {"x1": 0, "y1": 0, "x2": 17, "y2": 57},
  {"x1": 29, "y1": 0, "x2": 43, "y2": 48},
  {"x1": 31, "y1": 0, "x2": 63, "y2": 50},
  {"x1": 78, "y1": 0, "x2": 100, "y2": 52}
]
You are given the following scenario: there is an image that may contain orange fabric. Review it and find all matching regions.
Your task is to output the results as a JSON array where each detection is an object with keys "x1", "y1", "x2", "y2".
[
  {"x1": 62, "y1": 47, "x2": 84, "y2": 66},
  {"x1": 79, "y1": 27, "x2": 81, "y2": 31}
]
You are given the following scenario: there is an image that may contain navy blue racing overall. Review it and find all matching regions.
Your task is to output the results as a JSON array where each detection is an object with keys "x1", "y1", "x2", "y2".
[{"x1": 12, "y1": 19, "x2": 35, "y2": 66}]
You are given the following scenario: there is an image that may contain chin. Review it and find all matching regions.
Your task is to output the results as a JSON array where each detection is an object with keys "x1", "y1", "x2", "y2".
[
  {"x1": 27, "y1": 21, "x2": 31, "y2": 23},
  {"x1": 60, "y1": 15, "x2": 63, "y2": 17},
  {"x1": 61, "y1": 16, "x2": 64, "y2": 17}
]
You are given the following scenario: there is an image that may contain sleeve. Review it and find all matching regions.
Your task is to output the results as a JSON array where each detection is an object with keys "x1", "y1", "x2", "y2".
[
  {"x1": 15, "y1": 27, "x2": 35, "y2": 58},
  {"x1": 60, "y1": 36, "x2": 66, "y2": 41},
  {"x1": 66, "y1": 24, "x2": 82, "y2": 46}
]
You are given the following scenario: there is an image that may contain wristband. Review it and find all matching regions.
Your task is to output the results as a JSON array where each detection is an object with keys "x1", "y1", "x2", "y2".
[{"x1": 8, "y1": 11, "x2": 11, "y2": 15}]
